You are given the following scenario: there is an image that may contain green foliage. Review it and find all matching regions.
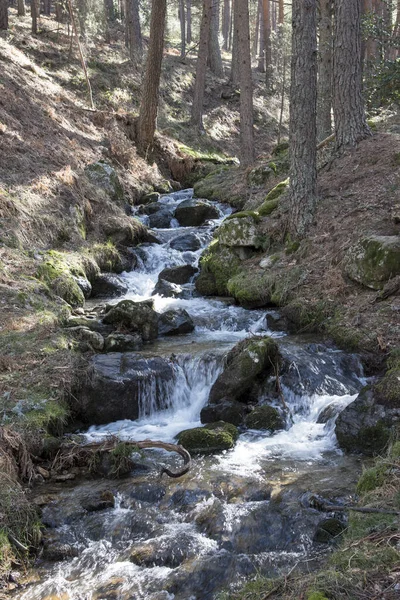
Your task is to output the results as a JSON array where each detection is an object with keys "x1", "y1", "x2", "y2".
[
  {"x1": 110, "y1": 442, "x2": 136, "y2": 477},
  {"x1": 356, "y1": 465, "x2": 387, "y2": 493},
  {"x1": 306, "y1": 593, "x2": 329, "y2": 600}
]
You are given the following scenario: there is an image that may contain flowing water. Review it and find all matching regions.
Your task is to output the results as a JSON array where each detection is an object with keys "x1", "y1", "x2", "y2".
[{"x1": 17, "y1": 190, "x2": 365, "y2": 600}]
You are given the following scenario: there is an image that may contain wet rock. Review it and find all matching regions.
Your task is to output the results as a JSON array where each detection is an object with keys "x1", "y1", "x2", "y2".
[
  {"x1": 141, "y1": 192, "x2": 161, "y2": 205},
  {"x1": 168, "y1": 488, "x2": 212, "y2": 508},
  {"x1": 73, "y1": 276, "x2": 92, "y2": 299},
  {"x1": 67, "y1": 326, "x2": 105, "y2": 352},
  {"x1": 104, "y1": 333, "x2": 143, "y2": 352},
  {"x1": 158, "y1": 264, "x2": 198, "y2": 284},
  {"x1": 174, "y1": 198, "x2": 219, "y2": 226},
  {"x1": 170, "y1": 232, "x2": 202, "y2": 252},
  {"x1": 78, "y1": 353, "x2": 176, "y2": 425},
  {"x1": 200, "y1": 400, "x2": 246, "y2": 426},
  {"x1": 344, "y1": 235, "x2": 400, "y2": 290},
  {"x1": 152, "y1": 279, "x2": 190, "y2": 299},
  {"x1": 81, "y1": 491, "x2": 115, "y2": 512},
  {"x1": 158, "y1": 309, "x2": 195, "y2": 336},
  {"x1": 195, "y1": 243, "x2": 242, "y2": 297},
  {"x1": 335, "y1": 386, "x2": 400, "y2": 455},
  {"x1": 129, "y1": 533, "x2": 197, "y2": 568},
  {"x1": 140, "y1": 202, "x2": 167, "y2": 215},
  {"x1": 148, "y1": 207, "x2": 174, "y2": 229},
  {"x1": 245, "y1": 405, "x2": 284, "y2": 431},
  {"x1": 42, "y1": 542, "x2": 79, "y2": 562},
  {"x1": 314, "y1": 517, "x2": 346, "y2": 543},
  {"x1": 317, "y1": 401, "x2": 344, "y2": 424},
  {"x1": 85, "y1": 161, "x2": 124, "y2": 202},
  {"x1": 91, "y1": 274, "x2": 129, "y2": 298},
  {"x1": 177, "y1": 421, "x2": 239, "y2": 454},
  {"x1": 208, "y1": 337, "x2": 279, "y2": 405},
  {"x1": 124, "y1": 483, "x2": 166, "y2": 504},
  {"x1": 218, "y1": 215, "x2": 261, "y2": 247},
  {"x1": 103, "y1": 299, "x2": 158, "y2": 341},
  {"x1": 65, "y1": 316, "x2": 109, "y2": 333}
]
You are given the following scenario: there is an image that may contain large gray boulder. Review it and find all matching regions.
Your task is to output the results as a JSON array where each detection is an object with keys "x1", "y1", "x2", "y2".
[
  {"x1": 158, "y1": 309, "x2": 194, "y2": 336},
  {"x1": 148, "y1": 208, "x2": 174, "y2": 229},
  {"x1": 78, "y1": 353, "x2": 177, "y2": 424},
  {"x1": 158, "y1": 265, "x2": 198, "y2": 285},
  {"x1": 218, "y1": 215, "x2": 260, "y2": 247},
  {"x1": 174, "y1": 198, "x2": 219, "y2": 227},
  {"x1": 344, "y1": 235, "x2": 400, "y2": 290},
  {"x1": 170, "y1": 233, "x2": 202, "y2": 252},
  {"x1": 84, "y1": 162, "x2": 124, "y2": 202},
  {"x1": 104, "y1": 333, "x2": 143, "y2": 352},
  {"x1": 103, "y1": 299, "x2": 158, "y2": 341},
  {"x1": 91, "y1": 274, "x2": 128, "y2": 298}
]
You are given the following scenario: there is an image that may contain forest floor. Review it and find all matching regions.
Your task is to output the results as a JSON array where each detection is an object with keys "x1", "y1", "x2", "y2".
[{"x1": 0, "y1": 7, "x2": 399, "y2": 597}]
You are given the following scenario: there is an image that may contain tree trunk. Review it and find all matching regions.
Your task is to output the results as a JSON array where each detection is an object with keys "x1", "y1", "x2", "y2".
[
  {"x1": 43, "y1": 0, "x2": 51, "y2": 15},
  {"x1": 31, "y1": 0, "x2": 39, "y2": 33},
  {"x1": 289, "y1": 0, "x2": 318, "y2": 237},
  {"x1": 137, "y1": 0, "x2": 167, "y2": 156},
  {"x1": 186, "y1": 0, "x2": 192, "y2": 43},
  {"x1": 257, "y1": 0, "x2": 265, "y2": 71},
  {"x1": 191, "y1": 0, "x2": 212, "y2": 129},
  {"x1": 179, "y1": 0, "x2": 186, "y2": 58},
  {"x1": 55, "y1": 0, "x2": 64, "y2": 22},
  {"x1": 222, "y1": 0, "x2": 230, "y2": 50},
  {"x1": 263, "y1": 0, "x2": 273, "y2": 93},
  {"x1": 104, "y1": 0, "x2": 114, "y2": 42},
  {"x1": 235, "y1": 0, "x2": 255, "y2": 167},
  {"x1": 0, "y1": 0, "x2": 8, "y2": 28},
  {"x1": 333, "y1": 0, "x2": 371, "y2": 151},
  {"x1": 317, "y1": 0, "x2": 332, "y2": 142},
  {"x1": 208, "y1": 0, "x2": 224, "y2": 76},
  {"x1": 230, "y1": 5, "x2": 240, "y2": 84},
  {"x1": 17, "y1": 0, "x2": 26, "y2": 16},
  {"x1": 126, "y1": 0, "x2": 142, "y2": 65},
  {"x1": 253, "y1": 0, "x2": 260, "y2": 58}
]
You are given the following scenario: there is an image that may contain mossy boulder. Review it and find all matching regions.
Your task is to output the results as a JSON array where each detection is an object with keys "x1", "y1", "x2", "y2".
[
  {"x1": 335, "y1": 386, "x2": 397, "y2": 455},
  {"x1": 245, "y1": 405, "x2": 284, "y2": 431},
  {"x1": 227, "y1": 270, "x2": 275, "y2": 308},
  {"x1": 209, "y1": 337, "x2": 280, "y2": 405},
  {"x1": 193, "y1": 167, "x2": 245, "y2": 209},
  {"x1": 103, "y1": 299, "x2": 158, "y2": 341},
  {"x1": 85, "y1": 161, "x2": 124, "y2": 203},
  {"x1": 247, "y1": 164, "x2": 275, "y2": 187},
  {"x1": 344, "y1": 235, "x2": 400, "y2": 290},
  {"x1": 195, "y1": 242, "x2": 242, "y2": 296},
  {"x1": 257, "y1": 199, "x2": 279, "y2": 217},
  {"x1": 218, "y1": 215, "x2": 262, "y2": 248},
  {"x1": 177, "y1": 421, "x2": 239, "y2": 454},
  {"x1": 257, "y1": 179, "x2": 289, "y2": 216}
]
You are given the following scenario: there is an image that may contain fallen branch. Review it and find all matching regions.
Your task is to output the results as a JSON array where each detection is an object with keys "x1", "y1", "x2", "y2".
[{"x1": 317, "y1": 133, "x2": 335, "y2": 151}]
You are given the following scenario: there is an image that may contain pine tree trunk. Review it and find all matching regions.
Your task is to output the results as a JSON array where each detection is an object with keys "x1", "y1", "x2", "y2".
[
  {"x1": 0, "y1": 0, "x2": 8, "y2": 29},
  {"x1": 257, "y1": 0, "x2": 265, "y2": 72},
  {"x1": 289, "y1": 0, "x2": 318, "y2": 237},
  {"x1": 104, "y1": 0, "x2": 114, "y2": 42},
  {"x1": 186, "y1": 0, "x2": 192, "y2": 43},
  {"x1": 222, "y1": 0, "x2": 230, "y2": 50},
  {"x1": 208, "y1": 0, "x2": 224, "y2": 76},
  {"x1": 126, "y1": 0, "x2": 142, "y2": 64},
  {"x1": 278, "y1": 0, "x2": 284, "y2": 24},
  {"x1": 137, "y1": 0, "x2": 167, "y2": 156},
  {"x1": 230, "y1": 5, "x2": 240, "y2": 84},
  {"x1": 235, "y1": 0, "x2": 255, "y2": 168},
  {"x1": 317, "y1": 0, "x2": 332, "y2": 142},
  {"x1": 191, "y1": 0, "x2": 212, "y2": 128},
  {"x1": 263, "y1": 0, "x2": 273, "y2": 93},
  {"x1": 17, "y1": 0, "x2": 26, "y2": 16},
  {"x1": 31, "y1": 0, "x2": 39, "y2": 32},
  {"x1": 179, "y1": 0, "x2": 186, "y2": 58},
  {"x1": 333, "y1": 0, "x2": 371, "y2": 151},
  {"x1": 43, "y1": 0, "x2": 51, "y2": 15},
  {"x1": 253, "y1": 0, "x2": 260, "y2": 58}
]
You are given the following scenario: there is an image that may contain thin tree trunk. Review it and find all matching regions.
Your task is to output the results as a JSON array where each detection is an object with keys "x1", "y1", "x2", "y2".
[
  {"x1": 191, "y1": 0, "x2": 213, "y2": 128},
  {"x1": 186, "y1": 0, "x2": 192, "y2": 43},
  {"x1": 222, "y1": 0, "x2": 230, "y2": 50},
  {"x1": 253, "y1": 0, "x2": 260, "y2": 58},
  {"x1": 43, "y1": 0, "x2": 51, "y2": 15},
  {"x1": 67, "y1": 0, "x2": 94, "y2": 109},
  {"x1": 31, "y1": 0, "x2": 39, "y2": 33},
  {"x1": 333, "y1": 0, "x2": 372, "y2": 151},
  {"x1": 235, "y1": 0, "x2": 255, "y2": 167},
  {"x1": 126, "y1": 0, "x2": 142, "y2": 65},
  {"x1": 179, "y1": 0, "x2": 186, "y2": 58},
  {"x1": 317, "y1": 0, "x2": 332, "y2": 142},
  {"x1": 17, "y1": 0, "x2": 26, "y2": 16},
  {"x1": 208, "y1": 0, "x2": 224, "y2": 76},
  {"x1": 0, "y1": 0, "x2": 8, "y2": 28},
  {"x1": 257, "y1": 0, "x2": 265, "y2": 71},
  {"x1": 230, "y1": 5, "x2": 240, "y2": 84},
  {"x1": 278, "y1": 0, "x2": 284, "y2": 24},
  {"x1": 263, "y1": 0, "x2": 273, "y2": 93},
  {"x1": 55, "y1": 0, "x2": 64, "y2": 22},
  {"x1": 289, "y1": 0, "x2": 318, "y2": 237},
  {"x1": 137, "y1": 0, "x2": 167, "y2": 155}
]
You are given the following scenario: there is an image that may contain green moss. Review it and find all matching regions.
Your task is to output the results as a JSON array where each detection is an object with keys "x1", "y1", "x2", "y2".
[
  {"x1": 345, "y1": 236, "x2": 400, "y2": 290},
  {"x1": 390, "y1": 441, "x2": 400, "y2": 458},
  {"x1": 257, "y1": 198, "x2": 279, "y2": 217},
  {"x1": 306, "y1": 592, "x2": 329, "y2": 600},
  {"x1": 245, "y1": 405, "x2": 283, "y2": 431},
  {"x1": 374, "y1": 366, "x2": 400, "y2": 409},
  {"x1": 88, "y1": 242, "x2": 124, "y2": 273},
  {"x1": 177, "y1": 422, "x2": 239, "y2": 454},
  {"x1": 198, "y1": 242, "x2": 242, "y2": 296},
  {"x1": 193, "y1": 167, "x2": 245, "y2": 209},
  {"x1": 227, "y1": 270, "x2": 275, "y2": 308},
  {"x1": 225, "y1": 210, "x2": 260, "y2": 221},
  {"x1": 356, "y1": 466, "x2": 388, "y2": 493},
  {"x1": 271, "y1": 140, "x2": 289, "y2": 156}
]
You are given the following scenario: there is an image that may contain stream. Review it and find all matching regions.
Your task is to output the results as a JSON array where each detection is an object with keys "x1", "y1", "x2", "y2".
[{"x1": 17, "y1": 189, "x2": 365, "y2": 600}]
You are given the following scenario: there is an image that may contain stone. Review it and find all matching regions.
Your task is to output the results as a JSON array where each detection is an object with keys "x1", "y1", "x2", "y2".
[
  {"x1": 67, "y1": 326, "x2": 105, "y2": 351},
  {"x1": 344, "y1": 235, "x2": 400, "y2": 290},
  {"x1": 158, "y1": 264, "x2": 198, "y2": 284},
  {"x1": 200, "y1": 400, "x2": 246, "y2": 426},
  {"x1": 103, "y1": 299, "x2": 159, "y2": 341},
  {"x1": 140, "y1": 202, "x2": 166, "y2": 215},
  {"x1": 91, "y1": 274, "x2": 129, "y2": 298},
  {"x1": 314, "y1": 518, "x2": 346, "y2": 544},
  {"x1": 65, "y1": 316, "x2": 108, "y2": 333},
  {"x1": 148, "y1": 208, "x2": 174, "y2": 229},
  {"x1": 195, "y1": 242, "x2": 242, "y2": 297},
  {"x1": 174, "y1": 198, "x2": 219, "y2": 226},
  {"x1": 170, "y1": 232, "x2": 202, "y2": 252},
  {"x1": 218, "y1": 216, "x2": 261, "y2": 248},
  {"x1": 104, "y1": 333, "x2": 143, "y2": 352},
  {"x1": 141, "y1": 192, "x2": 160, "y2": 204},
  {"x1": 245, "y1": 405, "x2": 284, "y2": 431},
  {"x1": 85, "y1": 161, "x2": 124, "y2": 202},
  {"x1": 73, "y1": 276, "x2": 92, "y2": 299},
  {"x1": 152, "y1": 279, "x2": 189, "y2": 299},
  {"x1": 81, "y1": 492, "x2": 115, "y2": 512},
  {"x1": 158, "y1": 309, "x2": 195, "y2": 336},
  {"x1": 77, "y1": 353, "x2": 177, "y2": 425},
  {"x1": 247, "y1": 164, "x2": 274, "y2": 186},
  {"x1": 177, "y1": 422, "x2": 239, "y2": 454}
]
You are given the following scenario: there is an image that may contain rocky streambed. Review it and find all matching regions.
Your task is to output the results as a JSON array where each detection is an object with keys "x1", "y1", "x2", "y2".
[{"x1": 15, "y1": 189, "x2": 370, "y2": 600}]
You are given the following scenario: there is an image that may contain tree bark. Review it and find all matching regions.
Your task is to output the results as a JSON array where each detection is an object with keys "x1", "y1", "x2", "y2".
[
  {"x1": 191, "y1": 0, "x2": 213, "y2": 129},
  {"x1": 253, "y1": 0, "x2": 260, "y2": 58},
  {"x1": 179, "y1": 0, "x2": 186, "y2": 58},
  {"x1": 222, "y1": 0, "x2": 230, "y2": 50},
  {"x1": 317, "y1": 0, "x2": 332, "y2": 142},
  {"x1": 137, "y1": 0, "x2": 167, "y2": 156},
  {"x1": 257, "y1": 0, "x2": 265, "y2": 71},
  {"x1": 0, "y1": 0, "x2": 8, "y2": 29},
  {"x1": 333, "y1": 0, "x2": 372, "y2": 151},
  {"x1": 263, "y1": 0, "x2": 273, "y2": 93},
  {"x1": 289, "y1": 0, "x2": 318, "y2": 237},
  {"x1": 235, "y1": 0, "x2": 255, "y2": 167},
  {"x1": 125, "y1": 0, "x2": 142, "y2": 65},
  {"x1": 43, "y1": 0, "x2": 51, "y2": 16},
  {"x1": 31, "y1": 0, "x2": 39, "y2": 33},
  {"x1": 186, "y1": 0, "x2": 192, "y2": 43},
  {"x1": 208, "y1": 0, "x2": 224, "y2": 76},
  {"x1": 17, "y1": 0, "x2": 25, "y2": 16}
]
